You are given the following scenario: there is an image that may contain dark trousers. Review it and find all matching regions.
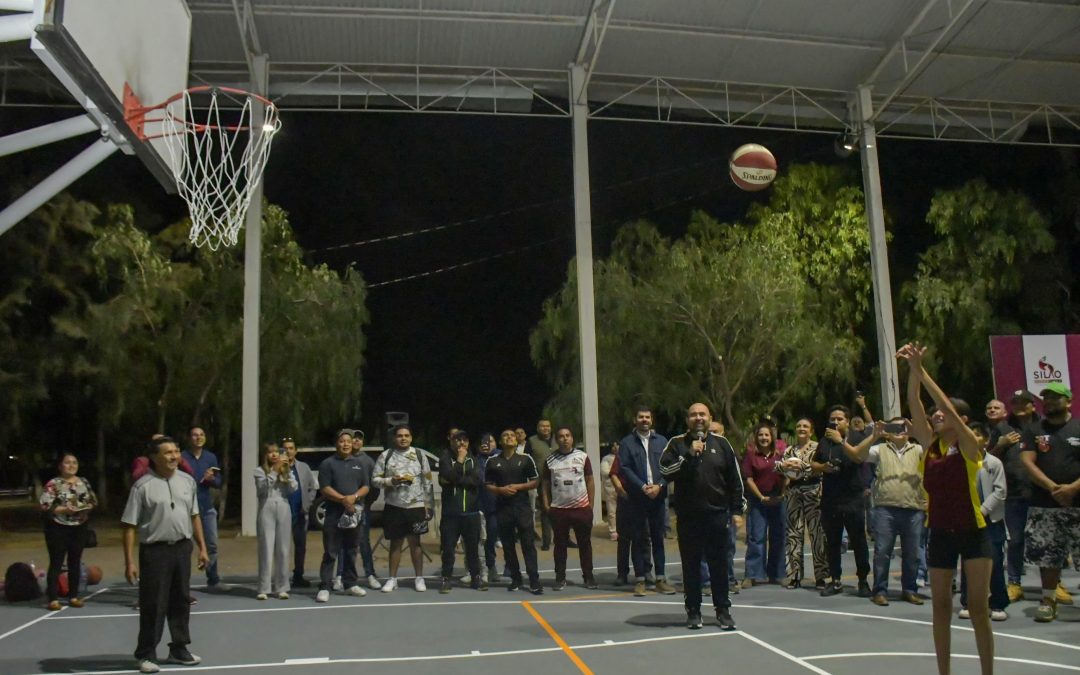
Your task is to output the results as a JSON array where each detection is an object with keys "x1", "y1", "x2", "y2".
[
  {"x1": 44, "y1": 521, "x2": 86, "y2": 601},
  {"x1": 626, "y1": 497, "x2": 667, "y2": 579},
  {"x1": 440, "y1": 512, "x2": 482, "y2": 578},
  {"x1": 616, "y1": 497, "x2": 652, "y2": 579},
  {"x1": 536, "y1": 496, "x2": 553, "y2": 548},
  {"x1": 1003, "y1": 498, "x2": 1028, "y2": 584},
  {"x1": 319, "y1": 519, "x2": 358, "y2": 591},
  {"x1": 677, "y1": 510, "x2": 731, "y2": 611},
  {"x1": 337, "y1": 509, "x2": 375, "y2": 578},
  {"x1": 291, "y1": 512, "x2": 308, "y2": 580},
  {"x1": 497, "y1": 507, "x2": 539, "y2": 585},
  {"x1": 135, "y1": 539, "x2": 192, "y2": 661},
  {"x1": 483, "y1": 512, "x2": 499, "y2": 570},
  {"x1": 551, "y1": 507, "x2": 593, "y2": 579},
  {"x1": 822, "y1": 503, "x2": 870, "y2": 582},
  {"x1": 960, "y1": 520, "x2": 1009, "y2": 612}
]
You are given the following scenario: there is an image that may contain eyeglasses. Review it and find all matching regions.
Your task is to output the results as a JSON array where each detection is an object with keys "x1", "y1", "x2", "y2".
[{"x1": 280, "y1": 436, "x2": 294, "y2": 443}]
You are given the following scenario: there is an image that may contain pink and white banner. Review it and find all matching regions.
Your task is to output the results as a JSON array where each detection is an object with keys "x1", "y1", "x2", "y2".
[{"x1": 990, "y1": 334, "x2": 1079, "y2": 414}]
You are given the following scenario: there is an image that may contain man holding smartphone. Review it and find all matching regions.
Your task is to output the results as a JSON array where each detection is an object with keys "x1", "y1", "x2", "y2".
[
  {"x1": 813, "y1": 405, "x2": 871, "y2": 598},
  {"x1": 182, "y1": 427, "x2": 227, "y2": 591},
  {"x1": 846, "y1": 418, "x2": 927, "y2": 606}
]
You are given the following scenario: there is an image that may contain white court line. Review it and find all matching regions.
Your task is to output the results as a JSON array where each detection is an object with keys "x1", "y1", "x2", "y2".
[
  {"x1": 738, "y1": 632, "x2": 832, "y2": 675},
  {"x1": 35, "y1": 596, "x2": 1080, "y2": 652},
  {"x1": 803, "y1": 652, "x2": 1080, "y2": 673},
  {"x1": 12, "y1": 631, "x2": 736, "y2": 674},
  {"x1": 0, "y1": 586, "x2": 109, "y2": 642}
]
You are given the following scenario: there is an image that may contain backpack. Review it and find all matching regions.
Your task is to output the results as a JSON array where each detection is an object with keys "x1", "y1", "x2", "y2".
[{"x1": 4, "y1": 563, "x2": 42, "y2": 602}]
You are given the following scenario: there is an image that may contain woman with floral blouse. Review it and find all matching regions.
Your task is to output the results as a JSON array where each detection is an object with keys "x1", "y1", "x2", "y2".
[{"x1": 39, "y1": 453, "x2": 97, "y2": 610}]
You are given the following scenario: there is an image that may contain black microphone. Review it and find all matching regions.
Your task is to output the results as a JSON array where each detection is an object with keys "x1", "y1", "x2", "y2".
[{"x1": 693, "y1": 431, "x2": 705, "y2": 441}]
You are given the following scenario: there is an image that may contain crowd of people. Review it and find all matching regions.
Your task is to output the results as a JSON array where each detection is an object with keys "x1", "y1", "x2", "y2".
[{"x1": 29, "y1": 343, "x2": 1080, "y2": 674}]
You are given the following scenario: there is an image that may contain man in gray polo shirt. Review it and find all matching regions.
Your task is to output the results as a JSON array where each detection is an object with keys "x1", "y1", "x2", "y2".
[
  {"x1": 122, "y1": 436, "x2": 210, "y2": 674},
  {"x1": 316, "y1": 429, "x2": 371, "y2": 603}
]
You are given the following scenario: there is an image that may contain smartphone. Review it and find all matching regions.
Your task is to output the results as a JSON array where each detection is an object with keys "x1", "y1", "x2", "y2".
[
  {"x1": 884, "y1": 422, "x2": 906, "y2": 435},
  {"x1": 825, "y1": 421, "x2": 838, "y2": 431}
]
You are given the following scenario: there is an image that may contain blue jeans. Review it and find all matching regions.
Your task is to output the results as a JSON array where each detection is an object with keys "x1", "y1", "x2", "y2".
[
  {"x1": 917, "y1": 524, "x2": 929, "y2": 584},
  {"x1": 483, "y1": 512, "x2": 499, "y2": 570},
  {"x1": 1003, "y1": 499, "x2": 1028, "y2": 584},
  {"x1": 745, "y1": 498, "x2": 786, "y2": 581},
  {"x1": 871, "y1": 506, "x2": 924, "y2": 595},
  {"x1": 200, "y1": 508, "x2": 220, "y2": 585},
  {"x1": 960, "y1": 520, "x2": 1009, "y2": 611},
  {"x1": 627, "y1": 497, "x2": 667, "y2": 580}
]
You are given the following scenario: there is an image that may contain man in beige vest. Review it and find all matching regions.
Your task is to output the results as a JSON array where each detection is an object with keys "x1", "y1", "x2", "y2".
[{"x1": 846, "y1": 418, "x2": 926, "y2": 606}]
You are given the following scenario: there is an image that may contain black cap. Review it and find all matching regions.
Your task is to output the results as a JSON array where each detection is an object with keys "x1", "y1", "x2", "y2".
[{"x1": 1009, "y1": 389, "x2": 1036, "y2": 404}]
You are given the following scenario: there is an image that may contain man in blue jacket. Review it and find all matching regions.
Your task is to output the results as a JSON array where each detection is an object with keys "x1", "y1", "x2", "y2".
[
  {"x1": 618, "y1": 406, "x2": 676, "y2": 597},
  {"x1": 182, "y1": 426, "x2": 228, "y2": 590}
]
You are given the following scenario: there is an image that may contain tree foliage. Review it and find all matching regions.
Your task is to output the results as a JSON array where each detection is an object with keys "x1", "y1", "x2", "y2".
[
  {"x1": 901, "y1": 178, "x2": 1056, "y2": 391},
  {"x1": 2, "y1": 196, "x2": 368, "y2": 512},
  {"x1": 531, "y1": 164, "x2": 870, "y2": 440}
]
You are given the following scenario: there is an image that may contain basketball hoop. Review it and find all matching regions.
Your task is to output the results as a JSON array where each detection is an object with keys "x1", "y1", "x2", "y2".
[{"x1": 125, "y1": 85, "x2": 281, "y2": 250}]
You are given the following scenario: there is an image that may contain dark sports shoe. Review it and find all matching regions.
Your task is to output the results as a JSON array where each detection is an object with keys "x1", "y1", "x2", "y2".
[
  {"x1": 473, "y1": 577, "x2": 489, "y2": 592},
  {"x1": 814, "y1": 578, "x2": 827, "y2": 590},
  {"x1": 540, "y1": 544, "x2": 551, "y2": 552},
  {"x1": 613, "y1": 576, "x2": 628, "y2": 586},
  {"x1": 439, "y1": 577, "x2": 452, "y2": 594},
  {"x1": 716, "y1": 608, "x2": 736, "y2": 631},
  {"x1": 291, "y1": 577, "x2": 312, "y2": 588},
  {"x1": 530, "y1": 584, "x2": 544, "y2": 596},
  {"x1": 553, "y1": 577, "x2": 567, "y2": 591},
  {"x1": 686, "y1": 610, "x2": 703, "y2": 630},
  {"x1": 567, "y1": 540, "x2": 578, "y2": 549},
  {"x1": 165, "y1": 648, "x2": 201, "y2": 666},
  {"x1": 508, "y1": 580, "x2": 522, "y2": 592},
  {"x1": 857, "y1": 580, "x2": 873, "y2": 598},
  {"x1": 820, "y1": 581, "x2": 843, "y2": 597},
  {"x1": 583, "y1": 576, "x2": 598, "y2": 590}
]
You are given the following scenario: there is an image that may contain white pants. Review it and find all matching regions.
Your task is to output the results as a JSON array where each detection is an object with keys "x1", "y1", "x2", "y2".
[{"x1": 257, "y1": 498, "x2": 293, "y2": 594}]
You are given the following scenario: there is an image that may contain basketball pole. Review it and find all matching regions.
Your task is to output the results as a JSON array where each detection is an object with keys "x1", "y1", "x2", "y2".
[
  {"x1": 240, "y1": 54, "x2": 269, "y2": 538},
  {"x1": 569, "y1": 63, "x2": 603, "y2": 525},
  {"x1": 855, "y1": 86, "x2": 902, "y2": 420}
]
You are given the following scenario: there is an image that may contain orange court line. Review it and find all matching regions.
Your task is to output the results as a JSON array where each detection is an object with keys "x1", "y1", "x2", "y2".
[{"x1": 521, "y1": 600, "x2": 595, "y2": 675}]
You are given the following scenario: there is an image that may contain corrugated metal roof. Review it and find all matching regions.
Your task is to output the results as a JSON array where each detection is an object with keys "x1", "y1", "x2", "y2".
[{"x1": 3, "y1": 0, "x2": 1078, "y2": 141}]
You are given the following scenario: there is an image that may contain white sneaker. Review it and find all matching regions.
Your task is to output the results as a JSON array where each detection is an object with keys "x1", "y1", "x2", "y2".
[
  {"x1": 367, "y1": 575, "x2": 381, "y2": 590},
  {"x1": 958, "y1": 608, "x2": 970, "y2": 619},
  {"x1": 496, "y1": 540, "x2": 503, "y2": 549},
  {"x1": 137, "y1": 659, "x2": 160, "y2": 674},
  {"x1": 331, "y1": 576, "x2": 343, "y2": 592},
  {"x1": 459, "y1": 574, "x2": 471, "y2": 584},
  {"x1": 381, "y1": 577, "x2": 398, "y2": 593},
  {"x1": 414, "y1": 577, "x2": 427, "y2": 592},
  {"x1": 255, "y1": 593, "x2": 267, "y2": 601},
  {"x1": 315, "y1": 589, "x2": 330, "y2": 603},
  {"x1": 277, "y1": 592, "x2": 289, "y2": 600},
  {"x1": 991, "y1": 609, "x2": 1008, "y2": 621},
  {"x1": 347, "y1": 585, "x2": 367, "y2": 597},
  {"x1": 481, "y1": 568, "x2": 489, "y2": 583}
]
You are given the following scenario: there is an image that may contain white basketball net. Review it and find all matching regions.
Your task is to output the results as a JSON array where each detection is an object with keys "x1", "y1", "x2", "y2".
[{"x1": 158, "y1": 89, "x2": 281, "y2": 250}]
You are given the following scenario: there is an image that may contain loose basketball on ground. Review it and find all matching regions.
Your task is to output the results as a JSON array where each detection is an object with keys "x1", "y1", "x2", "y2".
[{"x1": 729, "y1": 144, "x2": 777, "y2": 192}]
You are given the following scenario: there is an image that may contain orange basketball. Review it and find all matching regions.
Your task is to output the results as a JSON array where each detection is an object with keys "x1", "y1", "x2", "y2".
[{"x1": 86, "y1": 565, "x2": 103, "y2": 585}]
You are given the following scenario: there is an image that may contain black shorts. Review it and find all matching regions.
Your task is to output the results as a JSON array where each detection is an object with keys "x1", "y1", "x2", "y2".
[
  {"x1": 927, "y1": 527, "x2": 992, "y2": 569},
  {"x1": 382, "y1": 504, "x2": 427, "y2": 540}
]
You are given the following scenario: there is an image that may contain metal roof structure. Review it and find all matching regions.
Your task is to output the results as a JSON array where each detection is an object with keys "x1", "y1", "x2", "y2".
[
  {"x1": 2, "y1": 0, "x2": 1078, "y2": 534},
  {"x1": 2, "y1": 0, "x2": 1079, "y2": 144}
]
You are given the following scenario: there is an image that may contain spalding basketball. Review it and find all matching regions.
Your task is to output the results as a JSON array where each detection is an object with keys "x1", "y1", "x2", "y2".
[{"x1": 729, "y1": 143, "x2": 777, "y2": 192}]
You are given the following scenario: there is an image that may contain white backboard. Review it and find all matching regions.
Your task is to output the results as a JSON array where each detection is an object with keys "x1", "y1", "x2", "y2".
[{"x1": 30, "y1": 0, "x2": 192, "y2": 191}]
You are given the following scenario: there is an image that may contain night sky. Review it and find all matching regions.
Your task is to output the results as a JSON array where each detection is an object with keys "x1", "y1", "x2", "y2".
[{"x1": 2, "y1": 105, "x2": 1076, "y2": 446}]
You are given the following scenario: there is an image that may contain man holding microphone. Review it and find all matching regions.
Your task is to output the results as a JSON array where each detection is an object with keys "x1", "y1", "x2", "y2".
[{"x1": 660, "y1": 403, "x2": 745, "y2": 631}]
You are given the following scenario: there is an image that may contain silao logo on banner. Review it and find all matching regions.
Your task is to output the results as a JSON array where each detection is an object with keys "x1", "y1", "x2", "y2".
[{"x1": 1022, "y1": 335, "x2": 1071, "y2": 392}]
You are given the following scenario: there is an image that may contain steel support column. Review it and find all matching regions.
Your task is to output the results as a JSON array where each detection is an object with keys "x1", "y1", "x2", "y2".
[
  {"x1": 240, "y1": 54, "x2": 268, "y2": 537},
  {"x1": 0, "y1": 114, "x2": 97, "y2": 157},
  {"x1": 0, "y1": 137, "x2": 117, "y2": 236},
  {"x1": 856, "y1": 86, "x2": 901, "y2": 419},
  {"x1": 569, "y1": 64, "x2": 602, "y2": 524}
]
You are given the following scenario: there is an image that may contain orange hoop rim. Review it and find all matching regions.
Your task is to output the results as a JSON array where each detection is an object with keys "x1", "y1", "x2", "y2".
[{"x1": 124, "y1": 85, "x2": 278, "y2": 140}]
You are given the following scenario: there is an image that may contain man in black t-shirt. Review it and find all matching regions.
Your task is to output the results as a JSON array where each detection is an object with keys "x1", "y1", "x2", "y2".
[
  {"x1": 485, "y1": 429, "x2": 542, "y2": 594},
  {"x1": 986, "y1": 398, "x2": 1031, "y2": 601},
  {"x1": 814, "y1": 405, "x2": 871, "y2": 598},
  {"x1": 1020, "y1": 382, "x2": 1080, "y2": 623}
]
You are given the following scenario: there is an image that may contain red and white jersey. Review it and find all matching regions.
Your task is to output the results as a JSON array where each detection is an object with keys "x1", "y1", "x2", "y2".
[{"x1": 546, "y1": 449, "x2": 592, "y2": 509}]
